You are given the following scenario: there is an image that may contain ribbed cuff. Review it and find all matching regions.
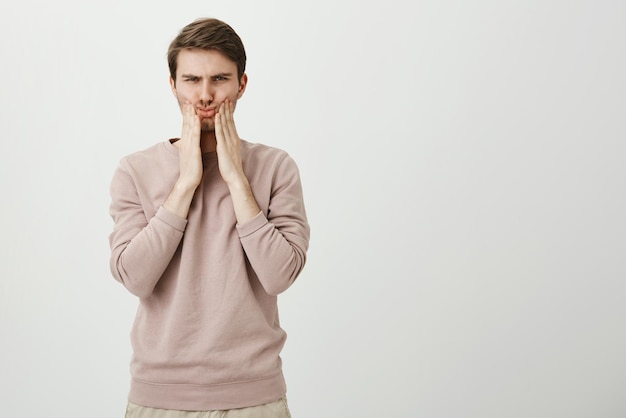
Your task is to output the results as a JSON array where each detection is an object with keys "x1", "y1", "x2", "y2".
[
  {"x1": 236, "y1": 211, "x2": 267, "y2": 237},
  {"x1": 156, "y1": 206, "x2": 188, "y2": 232}
]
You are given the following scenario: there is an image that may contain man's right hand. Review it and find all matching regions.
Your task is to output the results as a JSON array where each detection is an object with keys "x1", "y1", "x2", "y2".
[
  {"x1": 176, "y1": 103, "x2": 203, "y2": 189},
  {"x1": 162, "y1": 103, "x2": 203, "y2": 219}
]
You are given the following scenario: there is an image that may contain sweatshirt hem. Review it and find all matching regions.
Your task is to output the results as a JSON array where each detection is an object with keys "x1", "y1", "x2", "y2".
[{"x1": 129, "y1": 371, "x2": 287, "y2": 411}]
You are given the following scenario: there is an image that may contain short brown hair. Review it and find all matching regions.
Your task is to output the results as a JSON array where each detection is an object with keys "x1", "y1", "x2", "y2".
[{"x1": 167, "y1": 18, "x2": 246, "y2": 82}]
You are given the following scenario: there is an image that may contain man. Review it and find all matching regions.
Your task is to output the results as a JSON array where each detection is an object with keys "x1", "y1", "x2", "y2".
[{"x1": 108, "y1": 17, "x2": 309, "y2": 417}]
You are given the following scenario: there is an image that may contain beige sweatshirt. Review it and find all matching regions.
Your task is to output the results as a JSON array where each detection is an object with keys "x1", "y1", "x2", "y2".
[{"x1": 108, "y1": 139, "x2": 310, "y2": 410}]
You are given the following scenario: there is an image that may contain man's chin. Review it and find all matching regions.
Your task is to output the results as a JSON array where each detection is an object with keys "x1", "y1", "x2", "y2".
[{"x1": 200, "y1": 122, "x2": 215, "y2": 132}]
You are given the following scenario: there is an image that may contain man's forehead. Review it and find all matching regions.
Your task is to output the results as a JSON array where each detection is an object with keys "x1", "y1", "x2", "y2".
[{"x1": 178, "y1": 49, "x2": 235, "y2": 65}]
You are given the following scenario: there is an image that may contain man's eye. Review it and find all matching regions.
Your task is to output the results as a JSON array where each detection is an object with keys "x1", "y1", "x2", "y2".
[
  {"x1": 185, "y1": 78, "x2": 199, "y2": 82},
  {"x1": 214, "y1": 76, "x2": 226, "y2": 81}
]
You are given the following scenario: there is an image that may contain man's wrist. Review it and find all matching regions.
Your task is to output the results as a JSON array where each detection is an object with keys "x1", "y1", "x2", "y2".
[{"x1": 174, "y1": 177, "x2": 200, "y2": 193}]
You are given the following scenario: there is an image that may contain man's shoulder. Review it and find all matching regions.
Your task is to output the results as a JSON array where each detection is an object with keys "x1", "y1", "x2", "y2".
[
  {"x1": 118, "y1": 141, "x2": 174, "y2": 169},
  {"x1": 241, "y1": 139, "x2": 290, "y2": 161}
]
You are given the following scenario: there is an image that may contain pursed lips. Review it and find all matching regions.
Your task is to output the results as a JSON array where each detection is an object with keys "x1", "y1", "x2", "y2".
[{"x1": 196, "y1": 107, "x2": 216, "y2": 118}]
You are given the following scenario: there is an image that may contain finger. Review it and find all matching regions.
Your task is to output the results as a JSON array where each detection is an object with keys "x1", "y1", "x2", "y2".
[
  {"x1": 225, "y1": 99, "x2": 234, "y2": 125},
  {"x1": 215, "y1": 104, "x2": 225, "y2": 144},
  {"x1": 183, "y1": 102, "x2": 194, "y2": 116},
  {"x1": 182, "y1": 103, "x2": 194, "y2": 127},
  {"x1": 220, "y1": 100, "x2": 236, "y2": 140},
  {"x1": 182, "y1": 104, "x2": 201, "y2": 145}
]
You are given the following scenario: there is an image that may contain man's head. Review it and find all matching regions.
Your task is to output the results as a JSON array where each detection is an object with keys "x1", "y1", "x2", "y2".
[
  {"x1": 168, "y1": 18, "x2": 246, "y2": 84},
  {"x1": 168, "y1": 18, "x2": 248, "y2": 132}
]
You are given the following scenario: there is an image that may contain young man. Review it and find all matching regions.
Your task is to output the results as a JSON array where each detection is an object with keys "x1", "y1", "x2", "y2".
[{"x1": 108, "y1": 18, "x2": 309, "y2": 417}]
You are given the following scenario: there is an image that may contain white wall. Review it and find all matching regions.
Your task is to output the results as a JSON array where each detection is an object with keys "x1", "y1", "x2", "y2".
[{"x1": 1, "y1": 1, "x2": 624, "y2": 417}]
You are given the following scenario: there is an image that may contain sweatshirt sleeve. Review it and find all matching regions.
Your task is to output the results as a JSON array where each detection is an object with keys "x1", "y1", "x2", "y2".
[
  {"x1": 108, "y1": 161, "x2": 187, "y2": 298},
  {"x1": 236, "y1": 154, "x2": 310, "y2": 296}
]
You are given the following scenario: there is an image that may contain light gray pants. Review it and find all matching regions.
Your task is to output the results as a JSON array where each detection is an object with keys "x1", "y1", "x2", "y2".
[{"x1": 125, "y1": 398, "x2": 291, "y2": 418}]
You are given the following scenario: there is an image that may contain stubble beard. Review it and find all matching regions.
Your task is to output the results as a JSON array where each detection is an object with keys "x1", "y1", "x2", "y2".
[{"x1": 200, "y1": 118, "x2": 215, "y2": 133}]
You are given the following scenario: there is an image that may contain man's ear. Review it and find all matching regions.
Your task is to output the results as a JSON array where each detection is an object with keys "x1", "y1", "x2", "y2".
[
  {"x1": 237, "y1": 73, "x2": 248, "y2": 98},
  {"x1": 169, "y1": 76, "x2": 177, "y2": 96}
]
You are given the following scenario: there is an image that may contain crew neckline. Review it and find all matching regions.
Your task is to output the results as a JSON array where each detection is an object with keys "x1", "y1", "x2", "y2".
[{"x1": 164, "y1": 138, "x2": 218, "y2": 160}]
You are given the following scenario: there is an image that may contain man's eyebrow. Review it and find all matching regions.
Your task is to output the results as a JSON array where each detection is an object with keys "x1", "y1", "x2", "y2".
[{"x1": 180, "y1": 72, "x2": 234, "y2": 79}]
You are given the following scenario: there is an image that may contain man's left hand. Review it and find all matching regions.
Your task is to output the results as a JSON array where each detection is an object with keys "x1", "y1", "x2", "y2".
[{"x1": 215, "y1": 99, "x2": 245, "y2": 186}]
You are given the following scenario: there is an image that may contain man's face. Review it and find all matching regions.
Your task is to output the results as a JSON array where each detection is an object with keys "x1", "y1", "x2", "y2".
[{"x1": 170, "y1": 48, "x2": 247, "y2": 132}]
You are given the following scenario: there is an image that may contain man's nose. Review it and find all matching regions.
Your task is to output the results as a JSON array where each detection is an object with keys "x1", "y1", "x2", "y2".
[{"x1": 199, "y1": 81, "x2": 213, "y2": 105}]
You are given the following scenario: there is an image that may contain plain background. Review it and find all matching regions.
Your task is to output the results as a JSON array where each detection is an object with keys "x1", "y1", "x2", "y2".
[{"x1": 1, "y1": 0, "x2": 624, "y2": 417}]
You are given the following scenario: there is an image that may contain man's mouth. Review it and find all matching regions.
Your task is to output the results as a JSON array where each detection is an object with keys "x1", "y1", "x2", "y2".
[{"x1": 196, "y1": 107, "x2": 216, "y2": 118}]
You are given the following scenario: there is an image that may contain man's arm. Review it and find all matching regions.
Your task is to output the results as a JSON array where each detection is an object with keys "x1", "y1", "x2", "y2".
[
  {"x1": 109, "y1": 103, "x2": 203, "y2": 298},
  {"x1": 236, "y1": 155, "x2": 310, "y2": 295},
  {"x1": 215, "y1": 100, "x2": 310, "y2": 295},
  {"x1": 109, "y1": 166, "x2": 188, "y2": 298}
]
